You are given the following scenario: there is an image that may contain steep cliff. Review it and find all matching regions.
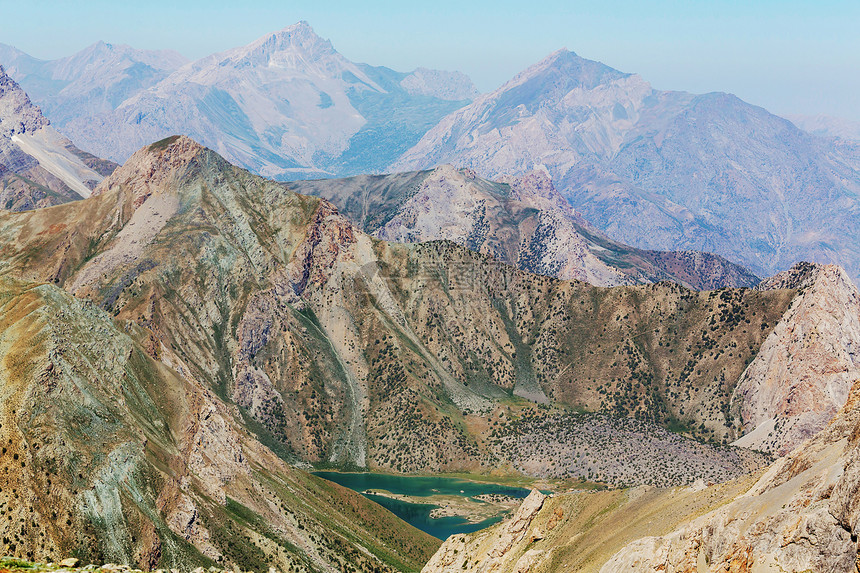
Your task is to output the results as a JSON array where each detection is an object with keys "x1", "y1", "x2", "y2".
[{"x1": 732, "y1": 263, "x2": 860, "y2": 454}]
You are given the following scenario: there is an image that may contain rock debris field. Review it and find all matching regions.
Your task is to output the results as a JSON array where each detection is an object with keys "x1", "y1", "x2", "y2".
[{"x1": 490, "y1": 412, "x2": 770, "y2": 487}]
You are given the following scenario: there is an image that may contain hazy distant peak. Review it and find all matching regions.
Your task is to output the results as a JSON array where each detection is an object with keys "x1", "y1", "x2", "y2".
[
  {"x1": 509, "y1": 47, "x2": 630, "y2": 91},
  {"x1": 43, "y1": 40, "x2": 189, "y2": 86},
  {"x1": 785, "y1": 113, "x2": 860, "y2": 141},
  {"x1": 180, "y1": 21, "x2": 384, "y2": 93},
  {"x1": 243, "y1": 20, "x2": 337, "y2": 63}
]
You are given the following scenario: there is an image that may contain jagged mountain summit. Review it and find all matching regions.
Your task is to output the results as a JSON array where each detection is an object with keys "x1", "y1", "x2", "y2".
[
  {"x1": 392, "y1": 48, "x2": 860, "y2": 285},
  {"x1": 289, "y1": 165, "x2": 759, "y2": 289},
  {"x1": 0, "y1": 22, "x2": 479, "y2": 179},
  {"x1": 0, "y1": 65, "x2": 116, "y2": 210},
  {"x1": 1, "y1": 136, "x2": 859, "y2": 569}
]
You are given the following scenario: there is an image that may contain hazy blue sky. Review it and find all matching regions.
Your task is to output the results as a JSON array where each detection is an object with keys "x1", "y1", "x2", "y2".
[{"x1": 2, "y1": 0, "x2": 858, "y2": 120}]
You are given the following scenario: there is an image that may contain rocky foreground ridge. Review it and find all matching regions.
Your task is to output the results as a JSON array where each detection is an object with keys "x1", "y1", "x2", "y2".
[
  {"x1": 423, "y1": 373, "x2": 860, "y2": 572},
  {"x1": 0, "y1": 557, "x2": 260, "y2": 573}
]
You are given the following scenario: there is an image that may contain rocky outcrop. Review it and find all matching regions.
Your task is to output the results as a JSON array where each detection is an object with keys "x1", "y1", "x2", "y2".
[
  {"x1": 422, "y1": 490, "x2": 547, "y2": 572},
  {"x1": 601, "y1": 378, "x2": 860, "y2": 572},
  {"x1": 0, "y1": 64, "x2": 48, "y2": 136},
  {"x1": 732, "y1": 262, "x2": 860, "y2": 454}
]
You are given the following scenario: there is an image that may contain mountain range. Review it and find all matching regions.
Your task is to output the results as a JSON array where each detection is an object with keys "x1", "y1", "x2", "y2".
[
  {"x1": 0, "y1": 22, "x2": 477, "y2": 180},
  {"x1": 289, "y1": 165, "x2": 759, "y2": 289},
  {"x1": 392, "y1": 48, "x2": 860, "y2": 285},
  {"x1": 6, "y1": 28, "x2": 860, "y2": 287},
  {"x1": 1, "y1": 21, "x2": 860, "y2": 573}
]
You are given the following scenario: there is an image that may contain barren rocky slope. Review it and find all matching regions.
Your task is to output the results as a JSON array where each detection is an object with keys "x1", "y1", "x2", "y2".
[
  {"x1": 732, "y1": 262, "x2": 860, "y2": 455},
  {"x1": 600, "y1": 377, "x2": 860, "y2": 572},
  {"x1": 0, "y1": 65, "x2": 116, "y2": 210},
  {"x1": 290, "y1": 165, "x2": 759, "y2": 289},
  {"x1": 392, "y1": 49, "x2": 860, "y2": 283}
]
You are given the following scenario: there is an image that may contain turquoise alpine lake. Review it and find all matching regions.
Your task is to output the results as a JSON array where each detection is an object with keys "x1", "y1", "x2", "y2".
[{"x1": 313, "y1": 472, "x2": 531, "y2": 539}]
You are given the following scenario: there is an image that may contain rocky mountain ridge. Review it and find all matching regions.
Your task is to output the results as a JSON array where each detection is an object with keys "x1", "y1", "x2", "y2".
[
  {"x1": 392, "y1": 48, "x2": 860, "y2": 285},
  {"x1": 732, "y1": 263, "x2": 860, "y2": 455},
  {"x1": 289, "y1": 165, "x2": 759, "y2": 289},
  {"x1": 0, "y1": 65, "x2": 116, "y2": 210},
  {"x1": 2, "y1": 137, "x2": 858, "y2": 571},
  {"x1": 0, "y1": 137, "x2": 852, "y2": 470}
]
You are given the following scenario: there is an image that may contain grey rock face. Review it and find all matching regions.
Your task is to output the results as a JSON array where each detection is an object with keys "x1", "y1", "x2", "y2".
[
  {"x1": 0, "y1": 64, "x2": 48, "y2": 136},
  {"x1": 732, "y1": 263, "x2": 860, "y2": 455},
  {"x1": 393, "y1": 49, "x2": 860, "y2": 285}
]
